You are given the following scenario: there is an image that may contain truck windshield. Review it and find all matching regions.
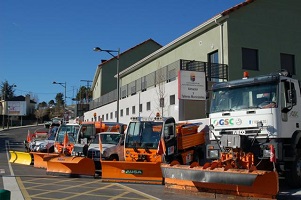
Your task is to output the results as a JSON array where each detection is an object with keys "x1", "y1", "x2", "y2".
[
  {"x1": 56, "y1": 125, "x2": 80, "y2": 143},
  {"x1": 210, "y1": 83, "x2": 278, "y2": 113},
  {"x1": 91, "y1": 133, "x2": 120, "y2": 145},
  {"x1": 125, "y1": 121, "x2": 162, "y2": 149}
]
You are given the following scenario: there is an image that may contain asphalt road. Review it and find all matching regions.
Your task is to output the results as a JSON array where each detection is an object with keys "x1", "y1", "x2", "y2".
[{"x1": 1, "y1": 126, "x2": 301, "y2": 200}]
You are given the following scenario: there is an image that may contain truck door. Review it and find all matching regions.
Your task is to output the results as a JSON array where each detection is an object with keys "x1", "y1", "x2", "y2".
[{"x1": 163, "y1": 118, "x2": 177, "y2": 163}]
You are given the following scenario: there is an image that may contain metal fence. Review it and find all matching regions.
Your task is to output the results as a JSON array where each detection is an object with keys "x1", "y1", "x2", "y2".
[{"x1": 89, "y1": 59, "x2": 228, "y2": 110}]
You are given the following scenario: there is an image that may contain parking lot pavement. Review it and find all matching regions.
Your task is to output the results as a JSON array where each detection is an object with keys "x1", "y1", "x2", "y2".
[{"x1": 2, "y1": 126, "x2": 301, "y2": 200}]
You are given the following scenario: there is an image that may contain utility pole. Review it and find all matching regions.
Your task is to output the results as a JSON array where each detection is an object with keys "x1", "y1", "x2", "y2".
[
  {"x1": 80, "y1": 80, "x2": 92, "y2": 103},
  {"x1": 2, "y1": 90, "x2": 5, "y2": 129}
]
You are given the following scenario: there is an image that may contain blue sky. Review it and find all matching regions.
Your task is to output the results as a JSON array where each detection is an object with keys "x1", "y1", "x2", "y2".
[{"x1": 0, "y1": 0, "x2": 244, "y2": 105}]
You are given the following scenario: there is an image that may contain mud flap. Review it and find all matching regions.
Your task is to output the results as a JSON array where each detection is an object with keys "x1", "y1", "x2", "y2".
[
  {"x1": 9, "y1": 151, "x2": 32, "y2": 165},
  {"x1": 161, "y1": 164, "x2": 279, "y2": 199},
  {"x1": 46, "y1": 156, "x2": 95, "y2": 177},
  {"x1": 30, "y1": 152, "x2": 59, "y2": 168},
  {"x1": 101, "y1": 161, "x2": 163, "y2": 184}
]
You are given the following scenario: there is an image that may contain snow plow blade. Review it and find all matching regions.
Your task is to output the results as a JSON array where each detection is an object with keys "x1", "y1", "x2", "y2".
[
  {"x1": 101, "y1": 161, "x2": 163, "y2": 184},
  {"x1": 161, "y1": 164, "x2": 279, "y2": 199},
  {"x1": 9, "y1": 151, "x2": 32, "y2": 165},
  {"x1": 30, "y1": 152, "x2": 59, "y2": 168},
  {"x1": 46, "y1": 156, "x2": 95, "y2": 177}
]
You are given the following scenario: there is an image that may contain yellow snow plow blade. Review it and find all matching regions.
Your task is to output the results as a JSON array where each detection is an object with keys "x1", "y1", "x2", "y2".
[
  {"x1": 101, "y1": 161, "x2": 163, "y2": 184},
  {"x1": 9, "y1": 151, "x2": 32, "y2": 165},
  {"x1": 30, "y1": 152, "x2": 59, "y2": 169},
  {"x1": 46, "y1": 156, "x2": 95, "y2": 177},
  {"x1": 161, "y1": 163, "x2": 279, "y2": 199}
]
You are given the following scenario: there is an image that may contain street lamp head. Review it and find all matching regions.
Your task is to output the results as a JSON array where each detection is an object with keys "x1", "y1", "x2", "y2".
[
  {"x1": 53, "y1": 81, "x2": 57, "y2": 84},
  {"x1": 93, "y1": 47, "x2": 102, "y2": 52}
]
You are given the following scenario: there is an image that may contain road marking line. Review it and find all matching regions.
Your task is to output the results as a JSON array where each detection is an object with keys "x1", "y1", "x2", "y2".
[
  {"x1": 117, "y1": 183, "x2": 161, "y2": 200},
  {"x1": 4, "y1": 140, "x2": 26, "y2": 200}
]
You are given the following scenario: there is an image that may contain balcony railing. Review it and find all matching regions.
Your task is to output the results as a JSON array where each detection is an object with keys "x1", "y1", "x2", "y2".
[{"x1": 89, "y1": 59, "x2": 228, "y2": 110}]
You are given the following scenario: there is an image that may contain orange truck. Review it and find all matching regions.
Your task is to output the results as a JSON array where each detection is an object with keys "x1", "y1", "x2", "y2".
[{"x1": 101, "y1": 116, "x2": 206, "y2": 184}]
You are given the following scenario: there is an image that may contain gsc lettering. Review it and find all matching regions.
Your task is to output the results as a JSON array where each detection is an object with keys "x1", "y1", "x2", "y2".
[{"x1": 214, "y1": 118, "x2": 234, "y2": 126}]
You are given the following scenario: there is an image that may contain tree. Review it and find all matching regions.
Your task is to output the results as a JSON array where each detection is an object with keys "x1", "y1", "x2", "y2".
[
  {"x1": 1, "y1": 80, "x2": 16, "y2": 100},
  {"x1": 48, "y1": 100, "x2": 55, "y2": 106},
  {"x1": 52, "y1": 93, "x2": 65, "y2": 117},
  {"x1": 55, "y1": 93, "x2": 64, "y2": 107},
  {"x1": 75, "y1": 86, "x2": 92, "y2": 103},
  {"x1": 34, "y1": 107, "x2": 48, "y2": 123},
  {"x1": 155, "y1": 68, "x2": 167, "y2": 117},
  {"x1": 37, "y1": 101, "x2": 47, "y2": 109}
]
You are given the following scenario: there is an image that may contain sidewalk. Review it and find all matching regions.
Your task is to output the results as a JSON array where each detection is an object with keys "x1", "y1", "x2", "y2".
[{"x1": 0, "y1": 124, "x2": 43, "y2": 132}]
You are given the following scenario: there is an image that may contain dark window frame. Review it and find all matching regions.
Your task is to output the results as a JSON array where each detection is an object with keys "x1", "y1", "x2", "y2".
[
  {"x1": 242, "y1": 47, "x2": 259, "y2": 71},
  {"x1": 280, "y1": 53, "x2": 295, "y2": 75}
]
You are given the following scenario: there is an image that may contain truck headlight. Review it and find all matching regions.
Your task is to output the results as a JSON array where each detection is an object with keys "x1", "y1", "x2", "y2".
[
  {"x1": 208, "y1": 149, "x2": 219, "y2": 159},
  {"x1": 262, "y1": 149, "x2": 271, "y2": 158}
]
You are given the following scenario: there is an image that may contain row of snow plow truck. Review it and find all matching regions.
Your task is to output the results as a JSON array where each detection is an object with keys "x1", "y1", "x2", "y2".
[
  {"x1": 30, "y1": 123, "x2": 80, "y2": 168},
  {"x1": 101, "y1": 116, "x2": 206, "y2": 184},
  {"x1": 46, "y1": 121, "x2": 126, "y2": 177},
  {"x1": 161, "y1": 70, "x2": 301, "y2": 199}
]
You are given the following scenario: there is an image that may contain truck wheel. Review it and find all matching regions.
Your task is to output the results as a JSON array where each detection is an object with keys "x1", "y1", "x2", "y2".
[
  {"x1": 48, "y1": 146, "x2": 54, "y2": 153},
  {"x1": 286, "y1": 151, "x2": 301, "y2": 188},
  {"x1": 109, "y1": 155, "x2": 119, "y2": 161},
  {"x1": 193, "y1": 147, "x2": 205, "y2": 165}
]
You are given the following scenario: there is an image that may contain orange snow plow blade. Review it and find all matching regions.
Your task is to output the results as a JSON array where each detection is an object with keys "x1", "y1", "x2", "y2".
[
  {"x1": 30, "y1": 152, "x2": 59, "y2": 168},
  {"x1": 46, "y1": 156, "x2": 95, "y2": 177},
  {"x1": 9, "y1": 151, "x2": 32, "y2": 165},
  {"x1": 101, "y1": 161, "x2": 163, "y2": 184},
  {"x1": 161, "y1": 163, "x2": 279, "y2": 199}
]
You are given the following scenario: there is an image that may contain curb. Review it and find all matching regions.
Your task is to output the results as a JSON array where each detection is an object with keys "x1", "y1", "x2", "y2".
[{"x1": 0, "y1": 124, "x2": 44, "y2": 132}]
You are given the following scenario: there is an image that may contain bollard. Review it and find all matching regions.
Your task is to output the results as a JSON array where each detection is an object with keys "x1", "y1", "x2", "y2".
[{"x1": 0, "y1": 189, "x2": 11, "y2": 200}]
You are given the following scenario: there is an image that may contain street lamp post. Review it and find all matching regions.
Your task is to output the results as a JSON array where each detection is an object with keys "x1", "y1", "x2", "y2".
[
  {"x1": 93, "y1": 47, "x2": 120, "y2": 123},
  {"x1": 53, "y1": 81, "x2": 67, "y2": 119}
]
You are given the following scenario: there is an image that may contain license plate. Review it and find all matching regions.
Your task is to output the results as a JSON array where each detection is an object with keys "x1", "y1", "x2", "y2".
[{"x1": 233, "y1": 130, "x2": 246, "y2": 134}]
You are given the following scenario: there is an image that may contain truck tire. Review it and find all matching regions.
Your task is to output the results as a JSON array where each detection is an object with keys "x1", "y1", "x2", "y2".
[
  {"x1": 48, "y1": 146, "x2": 54, "y2": 153},
  {"x1": 108, "y1": 155, "x2": 119, "y2": 161},
  {"x1": 286, "y1": 151, "x2": 301, "y2": 188},
  {"x1": 193, "y1": 147, "x2": 205, "y2": 165}
]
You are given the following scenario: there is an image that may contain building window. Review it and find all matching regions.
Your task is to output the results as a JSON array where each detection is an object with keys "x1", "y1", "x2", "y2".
[
  {"x1": 126, "y1": 108, "x2": 129, "y2": 115},
  {"x1": 115, "y1": 111, "x2": 117, "y2": 118},
  {"x1": 208, "y1": 50, "x2": 219, "y2": 81},
  {"x1": 106, "y1": 113, "x2": 108, "y2": 120},
  {"x1": 110, "y1": 112, "x2": 113, "y2": 119},
  {"x1": 102, "y1": 115, "x2": 104, "y2": 120},
  {"x1": 147, "y1": 102, "x2": 151, "y2": 111},
  {"x1": 242, "y1": 48, "x2": 259, "y2": 70},
  {"x1": 120, "y1": 109, "x2": 123, "y2": 117},
  {"x1": 132, "y1": 106, "x2": 135, "y2": 114},
  {"x1": 139, "y1": 104, "x2": 142, "y2": 112},
  {"x1": 98, "y1": 116, "x2": 101, "y2": 122},
  {"x1": 281, "y1": 53, "x2": 295, "y2": 75},
  {"x1": 170, "y1": 95, "x2": 175, "y2": 105}
]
